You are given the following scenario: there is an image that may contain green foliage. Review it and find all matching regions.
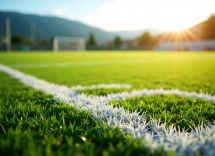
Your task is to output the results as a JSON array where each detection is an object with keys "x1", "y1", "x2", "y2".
[
  {"x1": 88, "y1": 32, "x2": 97, "y2": 46},
  {"x1": 106, "y1": 41, "x2": 114, "y2": 47},
  {"x1": 11, "y1": 34, "x2": 31, "y2": 45},
  {"x1": 50, "y1": 36, "x2": 54, "y2": 45},
  {"x1": 138, "y1": 32, "x2": 154, "y2": 46},
  {"x1": 202, "y1": 14, "x2": 215, "y2": 40},
  {"x1": 11, "y1": 35, "x2": 24, "y2": 44},
  {"x1": 40, "y1": 40, "x2": 49, "y2": 45},
  {"x1": 114, "y1": 36, "x2": 122, "y2": 46}
]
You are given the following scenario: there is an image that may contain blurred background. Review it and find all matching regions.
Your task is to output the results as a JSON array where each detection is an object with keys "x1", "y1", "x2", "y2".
[{"x1": 0, "y1": 0, "x2": 215, "y2": 51}]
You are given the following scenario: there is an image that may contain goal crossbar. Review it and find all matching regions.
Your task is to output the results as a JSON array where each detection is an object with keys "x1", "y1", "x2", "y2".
[{"x1": 53, "y1": 36, "x2": 86, "y2": 52}]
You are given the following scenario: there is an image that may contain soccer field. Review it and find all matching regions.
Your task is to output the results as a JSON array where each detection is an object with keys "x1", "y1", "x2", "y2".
[
  {"x1": 0, "y1": 51, "x2": 215, "y2": 156},
  {"x1": 1, "y1": 51, "x2": 215, "y2": 92}
]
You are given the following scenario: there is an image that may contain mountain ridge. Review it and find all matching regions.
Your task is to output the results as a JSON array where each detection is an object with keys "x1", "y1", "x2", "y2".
[
  {"x1": 0, "y1": 11, "x2": 116, "y2": 43},
  {"x1": 0, "y1": 11, "x2": 203, "y2": 43}
]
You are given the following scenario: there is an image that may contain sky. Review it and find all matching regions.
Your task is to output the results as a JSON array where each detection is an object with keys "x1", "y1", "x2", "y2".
[{"x1": 0, "y1": 0, "x2": 215, "y2": 32}]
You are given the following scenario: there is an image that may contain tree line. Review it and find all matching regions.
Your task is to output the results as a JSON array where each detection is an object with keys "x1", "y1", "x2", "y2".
[
  {"x1": 88, "y1": 31, "x2": 154, "y2": 47},
  {"x1": 89, "y1": 14, "x2": 215, "y2": 47},
  {"x1": 88, "y1": 32, "x2": 123, "y2": 47}
]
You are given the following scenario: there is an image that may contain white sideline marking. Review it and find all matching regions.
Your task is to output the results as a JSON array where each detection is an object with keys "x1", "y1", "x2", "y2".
[
  {"x1": 9, "y1": 59, "x2": 169, "y2": 68},
  {"x1": 70, "y1": 84, "x2": 132, "y2": 91},
  {"x1": 0, "y1": 63, "x2": 215, "y2": 156},
  {"x1": 9, "y1": 57, "x2": 214, "y2": 68}
]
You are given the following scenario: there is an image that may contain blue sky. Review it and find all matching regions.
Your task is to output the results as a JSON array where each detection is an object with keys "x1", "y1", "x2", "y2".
[
  {"x1": 1, "y1": 0, "x2": 215, "y2": 31},
  {"x1": 0, "y1": 0, "x2": 107, "y2": 20}
]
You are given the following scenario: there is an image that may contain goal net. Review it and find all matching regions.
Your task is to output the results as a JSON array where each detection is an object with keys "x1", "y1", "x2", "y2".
[{"x1": 53, "y1": 37, "x2": 86, "y2": 52}]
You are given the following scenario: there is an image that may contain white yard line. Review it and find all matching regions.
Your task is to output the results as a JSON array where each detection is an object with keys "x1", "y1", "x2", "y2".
[
  {"x1": 0, "y1": 63, "x2": 215, "y2": 156},
  {"x1": 9, "y1": 57, "x2": 214, "y2": 68},
  {"x1": 9, "y1": 59, "x2": 171, "y2": 68},
  {"x1": 70, "y1": 83, "x2": 132, "y2": 91}
]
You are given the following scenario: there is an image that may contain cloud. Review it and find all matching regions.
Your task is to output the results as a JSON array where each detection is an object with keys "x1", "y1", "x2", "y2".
[
  {"x1": 44, "y1": 7, "x2": 68, "y2": 17},
  {"x1": 83, "y1": 0, "x2": 215, "y2": 31}
]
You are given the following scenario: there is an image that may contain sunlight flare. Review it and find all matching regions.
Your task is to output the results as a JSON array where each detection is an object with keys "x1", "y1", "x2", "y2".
[{"x1": 84, "y1": 0, "x2": 215, "y2": 31}]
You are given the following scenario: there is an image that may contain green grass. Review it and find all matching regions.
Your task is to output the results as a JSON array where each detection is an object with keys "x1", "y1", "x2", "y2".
[
  {"x1": 0, "y1": 51, "x2": 215, "y2": 155},
  {"x1": 110, "y1": 95, "x2": 215, "y2": 130},
  {"x1": 77, "y1": 88, "x2": 133, "y2": 96},
  {"x1": 1, "y1": 51, "x2": 214, "y2": 130},
  {"x1": 78, "y1": 88, "x2": 215, "y2": 131},
  {"x1": 0, "y1": 71, "x2": 173, "y2": 156},
  {"x1": 0, "y1": 51, "x2": 214, "y2": 94}
]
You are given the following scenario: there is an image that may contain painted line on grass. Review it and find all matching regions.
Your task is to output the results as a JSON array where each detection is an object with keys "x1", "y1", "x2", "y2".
[
  {"x1": 0, "y1": 63, "x2": 215, "y2": 156},
  {"x1": 9, "y1": 57, "x2": 215, "y2": 68},
  {"x1": 70, "y1": 83, "x2": 132, "y2": 91}
]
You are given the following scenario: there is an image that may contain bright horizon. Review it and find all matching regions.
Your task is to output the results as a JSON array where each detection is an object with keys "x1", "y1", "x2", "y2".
[{"x1": 0, "y1": 0, "x2": 215, "y2": 32}]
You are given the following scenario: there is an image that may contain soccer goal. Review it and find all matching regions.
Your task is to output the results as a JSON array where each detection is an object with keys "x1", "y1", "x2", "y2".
[{"x1": 53, "y1": 36, "x2": 86, "y2": 52}]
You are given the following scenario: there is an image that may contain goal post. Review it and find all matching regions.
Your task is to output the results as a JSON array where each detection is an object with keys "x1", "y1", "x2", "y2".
[{"x1": 53, "y1": 36, "x2": 86, "y2": 52}]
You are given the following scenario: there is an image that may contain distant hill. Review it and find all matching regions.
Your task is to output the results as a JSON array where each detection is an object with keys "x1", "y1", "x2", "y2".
[
  {"x1": 0, "y1": 11, "x2": 204, "y2": 44},
  {"x1": 113, "y1": 24, "x2": 203, "y2": 41},
  {"x1": 0, "y1": 11, "x2": 116, "y2": 43},
  {"x1": 154, "y1": 22, "x2": 204, "y2": 44},
  {"x1": 187, "y1": 22, "x2": 203, "y2": 39}
]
